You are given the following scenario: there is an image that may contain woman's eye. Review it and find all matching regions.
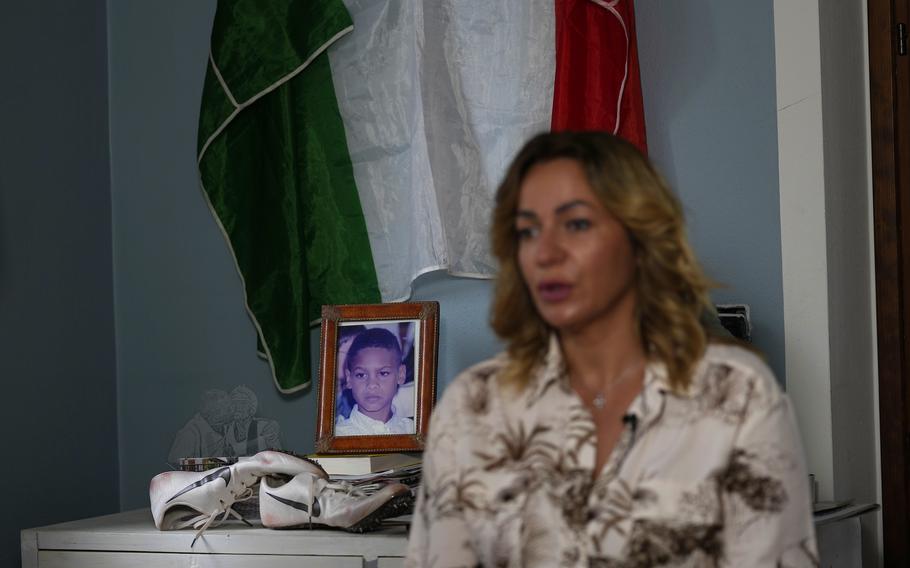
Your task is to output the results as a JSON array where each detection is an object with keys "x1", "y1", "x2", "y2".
[
  {"x1": 353, "y1": 372, "x2": 366, "y2": 380},
  {"x1": 516, "y1": 226, "x2": 538, "y2": 240},
  {"x1": 566, "y1": 219, "x2": 591, "y2": 232},
  {"x1": 379, "y1": 370, "x2": 391, "y2": 378}
]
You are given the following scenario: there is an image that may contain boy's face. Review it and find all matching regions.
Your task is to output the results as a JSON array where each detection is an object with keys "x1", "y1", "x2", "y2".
[{"x1": 345, "y1": 347, "x2": 405, "y2": 422}]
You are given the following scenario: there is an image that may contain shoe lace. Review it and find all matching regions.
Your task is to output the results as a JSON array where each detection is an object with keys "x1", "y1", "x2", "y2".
[{"x1": 177, "y1": 477, "x2": 257, "y2": 547}]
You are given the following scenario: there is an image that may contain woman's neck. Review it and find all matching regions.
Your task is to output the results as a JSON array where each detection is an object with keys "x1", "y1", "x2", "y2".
[{"x1": 559, "y1": 301, "x2": 646, "y2": 392}]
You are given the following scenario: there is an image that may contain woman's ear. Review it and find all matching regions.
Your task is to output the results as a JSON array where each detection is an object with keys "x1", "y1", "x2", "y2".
[{"x1": 397, "y1": 364, "x2": 406, "y2": 384}]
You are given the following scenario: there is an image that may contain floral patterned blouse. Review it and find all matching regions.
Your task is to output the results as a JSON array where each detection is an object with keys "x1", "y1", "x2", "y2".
[{"x1": 405, "y1": 338, "x2": 818, "y2": 567}]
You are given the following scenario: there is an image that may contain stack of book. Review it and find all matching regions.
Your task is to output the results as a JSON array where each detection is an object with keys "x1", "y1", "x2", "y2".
[
  {"x1": 308, "y1": 453, "x2": 423, "y2": 496},
  {"x1": 176, "y1": 456, "x2": 238, "y2": 472}
]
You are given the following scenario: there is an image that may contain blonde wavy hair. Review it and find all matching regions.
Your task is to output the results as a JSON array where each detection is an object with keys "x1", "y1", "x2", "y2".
[{"x1": 491, "y1": 131, "x2": 719, "y2": 392}]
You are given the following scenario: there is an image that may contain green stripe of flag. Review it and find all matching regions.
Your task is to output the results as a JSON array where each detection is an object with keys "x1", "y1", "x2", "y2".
[{"x1": 198, "y1": 0, "x2": 380, "y2": 393}]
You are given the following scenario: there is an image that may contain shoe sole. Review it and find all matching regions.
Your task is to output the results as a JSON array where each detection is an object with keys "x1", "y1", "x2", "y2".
[
  {"x1": 344, "y1": 492, "x2": 414, "y2": 533},
  {"x1": 269, "y1": 491, "x2": 413, "y2": 533}
]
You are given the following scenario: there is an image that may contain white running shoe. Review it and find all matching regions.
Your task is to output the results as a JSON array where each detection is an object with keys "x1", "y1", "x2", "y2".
[
  {"x1": 150, "y1": 450, "x2": 326, "y2": 544},
  {"x1": 259, "y1": 472, "x2": 412, "y2": 532}
]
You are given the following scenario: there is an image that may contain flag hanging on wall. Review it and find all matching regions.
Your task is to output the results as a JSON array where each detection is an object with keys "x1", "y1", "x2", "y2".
[
  {"x1": 552, "y1": 0, "x2": 648, "y2": 151},
  {"x1": 197, "y1": 0, "x2": 646, "y2": 392}
]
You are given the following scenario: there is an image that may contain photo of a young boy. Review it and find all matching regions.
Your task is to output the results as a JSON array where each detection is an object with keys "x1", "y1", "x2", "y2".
[{"x1": 334, "y1": 326, "x2": 416, "y2": 436}]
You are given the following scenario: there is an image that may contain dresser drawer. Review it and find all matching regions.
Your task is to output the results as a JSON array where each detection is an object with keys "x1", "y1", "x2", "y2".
[
  {"x1": 23, "y1": 509, "x2": 409, "y2": 568},
  {"x1": 39, "y1": 551, "x2": 363, "y2": 568}
]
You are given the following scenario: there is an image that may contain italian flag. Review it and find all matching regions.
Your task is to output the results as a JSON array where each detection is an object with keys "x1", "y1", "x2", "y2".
[{"x1": 197, "y1": 0, "x2": 646, "y2": 392}]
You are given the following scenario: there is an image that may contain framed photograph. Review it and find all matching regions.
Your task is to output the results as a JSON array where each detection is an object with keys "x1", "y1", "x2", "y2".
[{"x1": 315, "y1": 302, "x2": 439, "y2": 454}]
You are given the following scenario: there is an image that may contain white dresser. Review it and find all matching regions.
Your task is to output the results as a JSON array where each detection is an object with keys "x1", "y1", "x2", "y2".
[
  {"x1": 21, "y1": 503, "x2": 879, "y2": 567},
  {"x1": 20, "y1": 509, "x2": 409, "y2": 568}
]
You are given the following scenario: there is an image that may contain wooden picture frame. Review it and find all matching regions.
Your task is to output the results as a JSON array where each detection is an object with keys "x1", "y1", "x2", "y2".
[{"x1": 315, "y1": 302, "x2": 439, "y2": 454}]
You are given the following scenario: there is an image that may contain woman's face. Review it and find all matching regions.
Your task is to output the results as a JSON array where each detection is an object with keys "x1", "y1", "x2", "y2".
[{"x1": 515, "y1": 158, "x2": 637, "y2": 334}]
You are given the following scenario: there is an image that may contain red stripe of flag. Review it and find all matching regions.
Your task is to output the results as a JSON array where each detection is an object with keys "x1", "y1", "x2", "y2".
[{"x1": 551, "y1": 0, "x2": 648, "y2": 154}]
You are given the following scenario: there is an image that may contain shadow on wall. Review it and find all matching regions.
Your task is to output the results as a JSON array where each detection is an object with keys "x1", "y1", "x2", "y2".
[{"x1": 168, "y1": 385, "x2": 283, "y2": 463}]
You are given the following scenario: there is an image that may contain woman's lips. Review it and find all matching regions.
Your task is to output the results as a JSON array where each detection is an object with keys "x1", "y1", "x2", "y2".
[{"x1": 537, "y1": 281, "x2": 572, "y2": 302}]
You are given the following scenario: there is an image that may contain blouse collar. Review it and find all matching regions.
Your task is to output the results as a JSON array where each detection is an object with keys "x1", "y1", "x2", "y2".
[{"x1": 528, "y1": 334, "x2": 680, "y2": 427}]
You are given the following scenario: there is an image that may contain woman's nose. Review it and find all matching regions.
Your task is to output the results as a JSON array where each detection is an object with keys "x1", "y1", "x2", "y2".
[{"x1": 535, "y1": 227, "x2": 565, "y2": 266}]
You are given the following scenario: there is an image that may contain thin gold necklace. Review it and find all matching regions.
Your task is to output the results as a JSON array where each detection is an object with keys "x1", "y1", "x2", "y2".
[{"x1": 577, "y1": 360, "x2": 645, "y2": 411}]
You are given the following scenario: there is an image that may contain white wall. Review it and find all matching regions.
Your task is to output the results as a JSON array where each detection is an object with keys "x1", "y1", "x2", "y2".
[
  {"x1": 818, "y1": 1, "x2": 881, "y2": 565},
  {"x1": 774, "y1": 0, "x2": 881, "y2": 564},
  {"x1": 773, "y1": 0, "x2": 834, "y2": 501}
]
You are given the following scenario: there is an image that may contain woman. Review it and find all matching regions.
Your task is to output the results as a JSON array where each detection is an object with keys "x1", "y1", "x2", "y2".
[{"x1": 405, "y1": 132, "x2": 817, "y2": 567}]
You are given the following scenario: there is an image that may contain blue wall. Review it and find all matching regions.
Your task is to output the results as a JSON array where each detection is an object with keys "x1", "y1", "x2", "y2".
[
  {"x1": 0, "y1": 2, "x2": 119, "y2": 566},
  {"x1": 109, "y1": 0, "x2": 782, "y2": 510},
  {"x1": 635, "y1": 1, "x2": 784, "y2": 379}
]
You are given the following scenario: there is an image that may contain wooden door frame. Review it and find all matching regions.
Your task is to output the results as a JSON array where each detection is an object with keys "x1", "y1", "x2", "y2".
[{"x1": 867, "y1": 0, "x2": 910, "y2": 563}]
